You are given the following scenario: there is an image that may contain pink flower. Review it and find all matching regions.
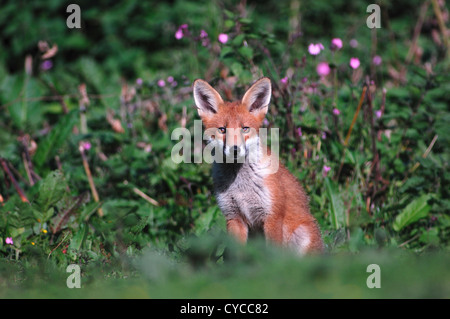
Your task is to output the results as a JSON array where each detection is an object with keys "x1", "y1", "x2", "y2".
[
  {"x1": 167, "y1": 76, "x2": 174, "y2": 83},
  {"x1": 175, "y1": 28, "x2": 183, "y2": 40},
  {"x1": 321, "y1": 132, "x2": 327, "y2": 139},
  {"x1": 297, "y1": 127, "x2": 302, "y2": 137},
  {"x1": 333, "y1": 108, "x2": 341, "y2": 115},
  {"x1": 218, "y1": 33, "x2": 229, "y2": 44},
  {"x1": 175, "y1": 24, "x2": 188, "y2": 39},
  {"x1": 349, "y1": 57, "x2": 360, "y2": 69},
  {"x1": 280, "y1": 76, "x2": 288, "y2": 84},
  {"x1": 316, "y1": 62, "x2": 331, "y2": 77},
  {"x1": 331, "y1": 38, "x2": 343, "y2": 50},
  {"x1": 323, "y1": 165, "x2": 331, "y2": 177},
  {"x1": 375, "y1": 110, "x2": 382, "y2": 118},
  {"x1": 157, "y1": 79, "x2": 166, "y2": 87},
  {"x1": 349, "y1": 39, "x2": 358, "y2": 48},
  {"x1": 373, "y1": 55, "x2": 382, "y2": 66},
  {"x1": 308, "y1": 43, "x2": 324, "y2": 55},
  {"x1": 5, "y1": 237, "x2": 13, "y2": 245},
  {"x1": 200, "y1": 30, "x2": 208, "y2": 38},
  {"x1": 81, "y1": 141, "x2": 92, "y2": 151}
]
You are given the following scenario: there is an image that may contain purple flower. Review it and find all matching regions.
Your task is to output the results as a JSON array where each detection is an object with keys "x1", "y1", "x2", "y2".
[
  {"x1": 199, "y1": 30, "x2": 210, "y2": 47},
  {"x1": 349, "y1": 57, "x2": 360, "y2": 69},
  {"x1": 167, "y1": 76, "x2": 174, "y2": 83},
  {"x1": 297, "y1": 127, "x2": 302, "y2": 137},
  {"x1": 316, "y1": 62, "x2": 331, "y2": 77},
  {"x1": 280, "y1": 76, "x2": 288, "y2": 84},
  {"x1": 41, "y1": 60, "x2": 53, "y2": 71},
  {"x1": 218, "y1": 33, "x2": 229, "y2": 44},
  {"x1": 331, "y1": 38, "x2": 343, "y2": 50},
  {"x1": 157, "y1": 79, "x2": 166, "y2": 87},
  {"x1": 333, "y1": 108, "x2": 341, "y2": 115},
  {"x1": 349, "y1": 39, "x2": 358, "y2": 48},
  {"x1": 375, "y1": 110, "x2": 382, "y2": 119},
  {"x1": 308, "y1": 43, "x2": 324, "y2": 55},
  {"x1": 5, "y1": 237, "x2": 13, "y2": 245},
  {"x1": 321, "y1": 132, "x2": 327, "y2": 139},
  {"x1": 263, "y1": 118, "x2": 269, "y2": 126},
  {"x1": 373, "y1": 55, "x2": 382, "y2": 66},
  {"x1": 136, "y1": 78, "x2": 143, "y2": 86}
]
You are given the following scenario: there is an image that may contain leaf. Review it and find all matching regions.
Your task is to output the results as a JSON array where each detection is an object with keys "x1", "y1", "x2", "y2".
[
  {"x1": 69, "y1": 223, "x2": 88, "y2": 252},
  {"x1": 34, "y1": 109, "x2": 78, "y2": 168},
  {"x1": 37, "y1": 171, "x2": 68, "y2": 213},
  {"x1": 231, "y1": 34, "x2": 245, "y2": 46},
  {"x1": 220, "y1": 46, "x2": 234, "y2": 59},
  {"x1": 324, "y1": 178, "x2": 345, "y2": 229},
  {"x1": 223, "y1": 9, "x2": 234, "y2": 19},
  {"x1": 50, "y1": 193, "x2": 89, "y2": 234},
  {"x1": 238, "y1": 46, "x2": 253, "y2": 60},
  {"x1": 195, "y1": 207, "x2": 220, "y2": 236},
  {"x1": 80, "y1": 200, "x2": 103, "y2": 222},
  {"x1": 393, "y1": 194, "x2": 431, "y2": 231},
  {"x1": 230, "y1": 62, "x2": 243, "y2": 78}
]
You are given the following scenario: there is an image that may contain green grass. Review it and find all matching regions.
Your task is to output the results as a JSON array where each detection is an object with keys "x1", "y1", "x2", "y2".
[{"x1": 1, "y1": 235, "x2": 449, "y2": 298}]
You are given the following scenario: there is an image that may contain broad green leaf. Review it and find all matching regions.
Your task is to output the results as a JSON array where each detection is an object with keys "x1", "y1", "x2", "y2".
[
  {"x1": 69, "y1": 223, "x2": 88, "y2": 252},
  {"x1": 393, "y1": 194, "x2": 431, "y2": 231},
  {"x1": 37, "y1": 171, "x2": 67, "y2": 213},
  {"x1": 238, "y1": 46, "x2": 253, "y2": 60},
  {"x1": 232, "y1": 34, "x2": 245, "y2": 46},
  {"x1": 220, "y1": 46, "x2": 234, "y2": 59},
  {"x1": 230, "y1": 62, "x2": 243, "y2": 78}
]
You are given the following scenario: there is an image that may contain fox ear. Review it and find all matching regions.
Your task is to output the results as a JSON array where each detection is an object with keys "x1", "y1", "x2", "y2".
[
  {"x1": 242, "y1": 77, "x2": 271, "y2": 114},
  {"x1": 193, "y1": 79, "x2": 224, "y2": 117}
]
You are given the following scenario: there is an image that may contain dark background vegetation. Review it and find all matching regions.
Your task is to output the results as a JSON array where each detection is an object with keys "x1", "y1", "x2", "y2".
[{"x1": 0, "y1": 0, "x2": 449, "y2": 298}]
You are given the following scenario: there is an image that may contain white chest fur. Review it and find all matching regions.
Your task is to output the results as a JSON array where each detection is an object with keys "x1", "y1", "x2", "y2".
[{"x1": 212, "y1": 161, "x2": 272, "y2": 227}]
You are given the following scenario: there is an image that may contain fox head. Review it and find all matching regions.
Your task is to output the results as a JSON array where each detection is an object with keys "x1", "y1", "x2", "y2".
[{"x1": 193, "y1": 77, "x2": 271, "y2": 162}]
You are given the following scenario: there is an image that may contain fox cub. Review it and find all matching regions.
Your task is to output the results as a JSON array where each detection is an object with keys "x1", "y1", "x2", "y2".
[{"x1": 193, "y1": 77, "x2": 323, "y2": 254}]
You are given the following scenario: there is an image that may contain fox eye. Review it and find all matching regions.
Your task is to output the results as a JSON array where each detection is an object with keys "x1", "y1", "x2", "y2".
[
  {"x1": 218, "y1": 127, "x2": 226, "y2": 134},
  {"x1": 242, "y1": 127, "x2": 250, "y2": 133}
]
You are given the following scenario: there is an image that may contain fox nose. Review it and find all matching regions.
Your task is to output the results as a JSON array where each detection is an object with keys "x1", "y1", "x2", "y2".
[{"x1": 233, "y1": 146, "x2": 240, "y2": 156}]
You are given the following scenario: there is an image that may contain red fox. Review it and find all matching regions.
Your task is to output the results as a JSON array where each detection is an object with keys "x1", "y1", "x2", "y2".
[{"x1": 193, "y1": 77, "x2": 324, "y2": 254}]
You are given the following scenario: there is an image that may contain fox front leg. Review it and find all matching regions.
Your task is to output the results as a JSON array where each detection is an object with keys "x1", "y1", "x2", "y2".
[{"x1": 226, "y1": 217, "x2": 248, "y2": 244}]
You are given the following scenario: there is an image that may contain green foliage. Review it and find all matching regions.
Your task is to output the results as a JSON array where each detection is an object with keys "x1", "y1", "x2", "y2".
[{"x1": 393, "y1": 194, "x2": 432, "y2": 232}]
